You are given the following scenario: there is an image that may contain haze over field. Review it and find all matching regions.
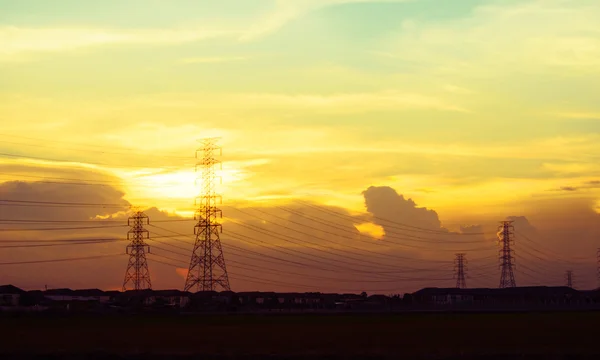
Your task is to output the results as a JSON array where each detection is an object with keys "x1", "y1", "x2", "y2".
[{"x1": 1, "y1": 0, "x2": 599, "y2": 292}]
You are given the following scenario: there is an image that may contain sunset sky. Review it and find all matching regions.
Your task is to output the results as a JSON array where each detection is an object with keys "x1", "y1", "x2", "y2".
[{"x1": 1, "y1": 0, "x2": 599, "y2": 292}]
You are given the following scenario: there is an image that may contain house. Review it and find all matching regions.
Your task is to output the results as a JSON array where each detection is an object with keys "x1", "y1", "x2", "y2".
[
  {"x1": 237, "y1": 292, "x2": 267, "y2": 306},
  {"x1": 145, "y1": 290, "x2": 191, "y2": 307},
  {"x1": 412, "y1": 286, "x2": 584, "y2": 307},
  {"x1": 44, "y1": 288, "x2": 111, "y2": 303},
  {"x1": 413, "y1": 288, "x2": 475, "y2": 305},
  {"x1": 213, "y1": 291, "x2": 235, "y2": 305},
  {"x1": 0, "y1": 285, "x2": 26, "y2": 306}
]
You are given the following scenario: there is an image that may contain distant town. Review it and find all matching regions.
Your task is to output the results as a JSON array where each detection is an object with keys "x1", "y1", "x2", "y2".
[{"x1": 2, "y1": 285, "x2": 600, "y2": 313}]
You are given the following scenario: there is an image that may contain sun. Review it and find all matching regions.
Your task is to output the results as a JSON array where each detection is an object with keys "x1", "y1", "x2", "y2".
[{"x1": 120, "y1": 165, "x2": 247, "y2": 211}]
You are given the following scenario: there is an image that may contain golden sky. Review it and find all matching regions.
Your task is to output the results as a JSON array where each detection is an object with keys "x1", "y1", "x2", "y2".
[{"x1": 1, "y1": 0, "x2": 599, "y2": 292}]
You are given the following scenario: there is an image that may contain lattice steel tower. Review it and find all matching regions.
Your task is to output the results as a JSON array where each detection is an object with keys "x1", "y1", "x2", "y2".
[
  {"x1": 454, "y1": 253, "x2": 467, "y2": 289},
  {"x1": 565, "y1": 270, "x2": 573, "y2": 288},
  {"x1": 122, "y1": 211, "x2": 152, "y2": 291},
  {"x1": 498, "y1": 221, "x2": 516, "y2": 288},
  {"x1": 184, "y1": 138, "x2": 231, "y2": 292}
]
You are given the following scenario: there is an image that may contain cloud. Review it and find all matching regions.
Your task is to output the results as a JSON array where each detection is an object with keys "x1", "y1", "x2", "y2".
[
  {"x1": 0, "y1": 180, "x2": 131, "y2": 222},
  {"x1": 506, "y1": 216, "x2": 537, "y2": 235},
  {"x1": 354, "y1": 222, "x2": 385, "y2": 239},
  {"x1": 460, "y1": 224, "x2": 484, "y2": 235},
  {"x1": 0, "y1": 26, "x2": 240, "y2": 57},
  {"x1": 542, "y1": 162, "x2": 597, "y2": 175},
  {"x1": 559, "y1": 186, "x2": 578, "y2": 192},
  {"x1": 550, "y1": 180, "x2": 600, "y2": 192},
  {"x1": 552, "y1": 111, "x2": 600, "y2": 120},
  {"x1": 109, "y1": 91, "x2": 467, "y2": 114},
  {"x1": 179, "y1": 56, "x2": 248, "y2": 64},
  {"x1": 2, "y1": 177, "x2": 599, "y2": 291},
  {"x1": 238, "y1": 91, "x2": 469, "y2": 113},
  {"x1": 239, "y1": 0, "x2": 412, "y2": 41},
  {"x1": 362, "y1": 186, "x2": 443, "y2": 231},
  {"x1": 382, "y1": 0, "x2": 600, "y2": 75}
]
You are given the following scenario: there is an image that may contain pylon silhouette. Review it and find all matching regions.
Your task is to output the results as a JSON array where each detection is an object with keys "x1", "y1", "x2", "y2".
[
  {"x1": 454, "y1": 253, "x2": 467, "y2": 289},
  {"x1": 122, "y1": 210, "x2": 152, "y2": 291},
  {"x1": 565, "y1": 270, "x2": 573, "y2": 288},
  {"x1": 498, "y1": 221, "x2": 516, "y2": 288},
  {"x1": 184, "y1": 138, "x2": 231, "y2": 292}
]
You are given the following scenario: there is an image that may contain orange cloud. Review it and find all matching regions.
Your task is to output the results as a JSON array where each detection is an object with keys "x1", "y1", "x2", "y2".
[{"x1": 175, "y1": 268, "x2": 189, "y2": 280}]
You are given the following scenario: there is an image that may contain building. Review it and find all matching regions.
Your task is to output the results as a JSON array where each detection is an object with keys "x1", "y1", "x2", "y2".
[
  {"x1": 44, "y1": 288, "x2": 112, "y2": 303},
  {"x1": 412, "y1": 286, "x2": 585, "y2": 308},
  {"x1": 0, "y1": 285, "x2": 25, "y2": 306},
  {"x1": 143, "y1": 290, "x2": 191, "y2": 307}
]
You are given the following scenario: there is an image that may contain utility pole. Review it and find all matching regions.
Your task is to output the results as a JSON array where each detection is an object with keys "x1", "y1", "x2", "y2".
[
  {"x1": 184, "y1": 138, "x2": 231, "y2": 292},
  {"x1": 498, "y1": 221, "x2": 516, "y2": 288},
  {"x1": 565, "y1": 270, "x2": 573, "y2": 288},
  {"x1": 122, "y1": 210, "x2": 152, "y2": 291},
  {"x1": 454, "y1": 253, "x2": 467, "y2": 289}
]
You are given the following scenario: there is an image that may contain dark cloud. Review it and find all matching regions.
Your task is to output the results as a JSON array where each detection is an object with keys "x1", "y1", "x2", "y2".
[
  {"x1": 0, "y1": 180, "x2": 130, "y2": 221},
  {"x1": 559, "y1": 186, "x2": 578, "y2": 192},
  {"x1": 460, "y1": 224, "x2": 484, "y2": 234},
  {"x1": 3, "y1": 177, "x2": 598, "y2": 293},
  {"x1": 0, "y1": 180, "x2": 459, "y2": 293},
  {"x1": 506, "y1": 216, "x2": 537, "y2": 235},
  {"x1": 551, "y1": 180, "x2": 600, "y2": 192},
  {"x1": 362, "y1": 186, "x2": 442, "y2": 231}
]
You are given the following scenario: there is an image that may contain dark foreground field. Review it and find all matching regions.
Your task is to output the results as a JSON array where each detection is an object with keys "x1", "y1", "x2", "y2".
[{"x1": 1, "y1": 311, "x2": 599, "y2": 359}]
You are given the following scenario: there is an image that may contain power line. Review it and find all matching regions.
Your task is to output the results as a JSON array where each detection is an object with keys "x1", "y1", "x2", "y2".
[
  {"x1": 0, "y1": 199, "x2": 128, "y2": 208},
  {"x1": 0, "y1": 234, "x2": 189, "y2": 243},
  {"x1": 227, "y1": 212, "x2": 430, "y2": 269},
  {"x1": 149, "y1": 253, "x2": 449, "y2": 293},
  {"x1": 0, "y1": 172, "x2": 196, "y2": 189},
  {"x1": 516, "y1": 230, "x2": 594, "y2": 262},
  {"x1": 271, "y1": 206, "x2": 495, "y2": 247},
  {"x1": 0, "y1": 253, "x2": 125, "y2": 266},
  {"x1": 0, "y1": 225, "x2": 128, "y2": 232},
  {"x1": 276, "y1": 205, "x2": 488, "y2": 244},
  {"x1": 0, "y1": 218, "x2": 194, "y2": 224},
  {"x1": 146, "y1": 232, "x2": 449, "y2": 284},
  {"x1": 148, "y1": 225, "x2": 451, "y2": 278},
  {"x1": 0, "y1": 138, "x2": 190, "y2": 160},
  {"x1": 0, "y1": 240, "x2": 120, "y2": 248},
  {"x1": 229, "y1": 215, "x2": 494, "y2": 261},
  {"x1": 296, "y1": 200, "x2": 487, "y2": 236},
  {"x1": 0, "y1": 151, "x2": 186, "y2": 170}
]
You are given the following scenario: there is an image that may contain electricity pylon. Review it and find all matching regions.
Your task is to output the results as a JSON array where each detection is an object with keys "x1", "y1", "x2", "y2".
[
  {"x1": 122, "y1": 210, "x2": 152, "y2": 291},
  {"x1": 184, "y1": 138, "x2": 231, "y2": 292},
  {"x1": 498, "y1": 221, "x2": 516, "y2": 288},
  {"x1": 565, "y1": 270, "x2": 573, "y2": 288},
  {"x1": 454, "y1": 253, "x2": 467, "y2": 289}
]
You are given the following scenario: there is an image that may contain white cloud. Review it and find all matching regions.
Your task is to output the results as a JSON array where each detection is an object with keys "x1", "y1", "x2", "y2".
[
  {"x1": 551, "y1": 111, "x2": 600, "y2": 119},
  {"x1": 235, "y1": 91, "x2": 469, "y2": 113},
  {"x1": 0, "y1": 26, "x2": 241, "y2": 57},
  {"x1": 239, "y1": 0, "x2": 413, "y2": 41},
  {"x1": 179, "y1": 56, "x2": 248, "y2": 64},
  {"x1": 115, "y1": 90, "x2": 468, "y2": 114},
  {"x1": 382, "y1": 0, "x2": 600, "y2": 73}
]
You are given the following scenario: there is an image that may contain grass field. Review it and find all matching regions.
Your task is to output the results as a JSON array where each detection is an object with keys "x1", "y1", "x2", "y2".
[{"x1": 1, "y1": 311, "x2": 599, "y2": 358}]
